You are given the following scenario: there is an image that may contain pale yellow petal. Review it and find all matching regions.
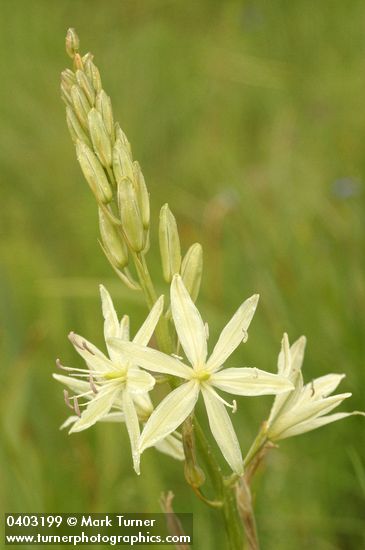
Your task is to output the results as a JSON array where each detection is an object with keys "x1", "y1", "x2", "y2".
[
  {"x1": 211, "y1": 367, "x2": 293, "y2": 396},
  {"x1": 126, "y1": 367, "x2": 155, "y2": 394},
  {"x1": 122, "y1": 391, "x2": 141, "y2": 474},
  {"x1": 139, "y1": 381, "x2": 199, "y2": 453},
  {"x1": 171, "y1": 274, "x2": 207, "y2": 368},
  {"x1": 69, "y1": 386, "x2": 120, "y2": 433},
  {"x1": 133, "y1": 295, "x2": 164, "y2": 346},
  {"x1": 108, "y1": 339, "x2": 191, "y2": 378},
  {"x1": 206, "y1": 294, "x2": 259, "y2": 373},
  {"x1": 276, "y1": 411, "x2": 365, "y2": 439},
  {"x1": 201, "y1": 386, "x2": 243, "y2": 474}
]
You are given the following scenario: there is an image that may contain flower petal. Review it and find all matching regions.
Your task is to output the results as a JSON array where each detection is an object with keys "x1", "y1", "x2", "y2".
[
  {"x1": 134, "y1": 393, "x2": 154, "y2": 418},
  {"x1": 99, "y1": 412, "x2": 125, "y2": 422},
  {"x1": 107, "y1": 340, "x2": 191, "y2": 378},
  {"x1": 122, "y1": 390, "x2": 141, "y2": 474},
  {"x1": 206, "y1": 294, "x2": 259, "y2": 373},
  {"x1": 211, "y1": 367, "x2": 293, "y2": 396},
  {"x1": 127, "y1": 367, "x2": 156, "y2": 394},
  {"x1": 69, "y1": 386, "x2": 120, "y2": 433},
  {"x1": 133, "y1": 296, "x2": 164, "y2": 346},
  {"x1": 276, "y1": 411, "x2": 365, "y2": 439},
  {"x1": 120, "y1": 315, "x2": 130, "y2": 341},
  {"x1": 68, "y1": 332, "x2": 117, "y2": 372},
  {"x1": 100, "y1": 284, "x2": 120, "y2": 341},
  {"x1": 139, "y1": 381, "x2": 199, "y2": 453},
  {"x1": 171, "y1": 274, "x2": 207, "y2": 368},
  {"x1": 268, "y1": 392, "x2": 352, "y2": 440},
  {"x1": 296, "y1": 374, "x2": 346, "y2": 405},
  {"x1": 60, "y1": 416, "x2": 79, "y2": 430},
  {"x1": 53, "y1": 373, "x2": 92, "y2": 395},
  {"x1": 201, "y1": 386, "x2": 243, "y2": 474},
  {"x1": 154, "y1": 433, "x2": 185, "y2": 461}
]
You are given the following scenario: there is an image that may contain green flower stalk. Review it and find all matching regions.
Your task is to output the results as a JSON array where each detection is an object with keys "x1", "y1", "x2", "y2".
[{"x1": 56, "y1": 29, "x2": 364, "y2": 550}]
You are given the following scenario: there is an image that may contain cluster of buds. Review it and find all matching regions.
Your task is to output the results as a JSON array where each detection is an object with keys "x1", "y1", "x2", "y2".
[{"x1": 61, "y1": 28, "x2": 150, "y2": 287}]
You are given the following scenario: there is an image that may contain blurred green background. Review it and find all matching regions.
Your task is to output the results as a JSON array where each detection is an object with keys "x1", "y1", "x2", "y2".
[{"x1": 1, "y1": 1, "x2": 365, "y2": 548}]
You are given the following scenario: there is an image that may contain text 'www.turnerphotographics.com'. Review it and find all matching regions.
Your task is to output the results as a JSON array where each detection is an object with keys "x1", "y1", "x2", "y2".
[{"x1": 5, "y1": 514, "x2": 193, "y2": 546}]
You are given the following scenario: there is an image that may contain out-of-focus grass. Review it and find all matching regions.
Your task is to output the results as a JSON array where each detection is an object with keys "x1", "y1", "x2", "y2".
[{"x1": 0, "y1": 1, "x2": 364, "y2": 548}]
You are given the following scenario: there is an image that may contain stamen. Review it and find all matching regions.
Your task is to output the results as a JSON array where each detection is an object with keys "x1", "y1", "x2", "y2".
[
  {"x1": 204, "y1": 384, "x2": 236, "y2": 409},
  {"x1": 63, "y1": 390, "x2": 74, "y2": 410},
  {"x1": 310, "y1": 380, "x2": 315, "y2": 397},
  {"x1": 232, "y1": 400, "x2": 237, "y2": 414},
  {"x1": 82, "y1": 341, "x2": 95, "y2": 355},
  {"x1": 89, "y1": 373, "x2": 98, "y2": 394},
  {"x1": 242, "y1": 329, "x2": 248, "y2": 343},
  {"x1": 73, "y1": 396, "x2": 81, "y2": 417}
]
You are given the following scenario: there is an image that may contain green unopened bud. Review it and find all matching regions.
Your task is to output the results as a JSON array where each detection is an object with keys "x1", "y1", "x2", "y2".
[
  {"x1": 66, "y1": 107, "x2": 92, "y2": 148},
  {"x1": 73, "y1": 53, "x2": 84, "y2": 71},
  {"x1": 96, "y1": 90, "x2": 114, "y2": 139},
  {"x1": 98, "y1": 208, "x2": 128, "y2": 268},
  {"x1": 71, "y1": 85, "x2": 90, "y2": 129},
  {"x1": 181, "y1": 243, "x2": 203, "y2": 302},
  {"x1": 61, "y1": 69, "x2": 76, "y2": 93},
  {"x1": 60, "y1": 82, "x2": 72, "y2": 106},
  {"x1": 115, "y1": 123, "x2": 132, "y2": 156},
  {"x1": 84, "y1": 58, "x2": 102, "y2": 93},
  {"x1": 133, "y1": 161, "x2": 150, "y2": 230},
  {"x1": 65, "y1": 28, "x2": 79, "y2": 58},
  {"x1": 76, "y1": 141, "x2": 112, "y2": 204},
  {"x1": 76, "y1": 70, "x2": 95, "y2": 106},
  {"x1": 88, "y1": 108, "x2": 112, "y2": 167},
  {"x1": 159, "y1": 204, "x2": 181, "y2": 283},
  {"x1": 82, "y1": 52, "x2": 93, "y2": 65},
  {"x1": 113, "y1": 139, "x2": 134, "y2": 183},
  {"x1": 118, "y1": 177, "x2": 144, "y2": 252}
]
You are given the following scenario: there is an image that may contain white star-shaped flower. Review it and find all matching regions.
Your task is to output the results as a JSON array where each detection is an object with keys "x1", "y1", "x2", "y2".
[
  {"x1": 266, "y1": 333, "x2": 364, "y2": 440},
  {"x1": 53, "y1": 285, "x2": 163, "y2": 473},
  {"x1": 109, "y1": 275, "x2": 294, "y2": 474}
]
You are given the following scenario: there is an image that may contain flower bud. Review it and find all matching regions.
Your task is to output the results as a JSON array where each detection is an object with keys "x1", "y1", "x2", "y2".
[
  {"x1": 73, "y1": 53, "x2": 84, "y2": 71},
  {"x1": 159, "y1": 204, "x2": 181, "y2": 283},
  {"x1": 61, "y1": 69, "x2": 76, "y2": 93},
  {"x1": 66, "y1": 107, "x2": 92, "y2": 148},
  {"x1": 71, "y1": 85, "x2": 90, "y2": 129},
  {"x1": 65, "y1": 28, "x2": 79, "y2": 58},
  {"x1": 181, "y1": 243, "x2": 203, "y2": 302},
  {"x1": 84, "y1": 58, "x2": 102, "y2": 93},
  {"x1": 75, "y1": 70, "x2": 95, "y2": 106},
  {"x1": 115, "y1": 123, "x2": 132, "y2": 156},
  {"x1": 96, "y1": 90, "x2": 114, "y2": 139},
  {"x1": 88, "y1": 108, "x2": 112, "y2": 167},
  {"x1": 60, "y1": 82, "x2": 72, "y2": 106},
  {"x1": 133, "y1": 162, "x2": 150, "y2": 230},
  {"x1": 76, "y1": 141, "x2": 112, "y2": 204},
  {"x1": 118, "y1": 177, "x2": 144, "y2": 252},
  {"x1": 98, "y1": 208, "x2": 128, "y2": 268},
  {"x1": 113, "y1": 139, "x2": 134, "y2": 183}
]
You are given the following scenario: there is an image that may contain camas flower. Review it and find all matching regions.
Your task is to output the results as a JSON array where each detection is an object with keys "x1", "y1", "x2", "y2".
[
  {"x1": 109, "y1": 275, "x2": 294, "y2": 474},
  {"x1": 265, "y1": 333, "x2": 364, "y2": 441},
  {"x1": 53, "y1": 285, "x2": 163, "y2": 473}
]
